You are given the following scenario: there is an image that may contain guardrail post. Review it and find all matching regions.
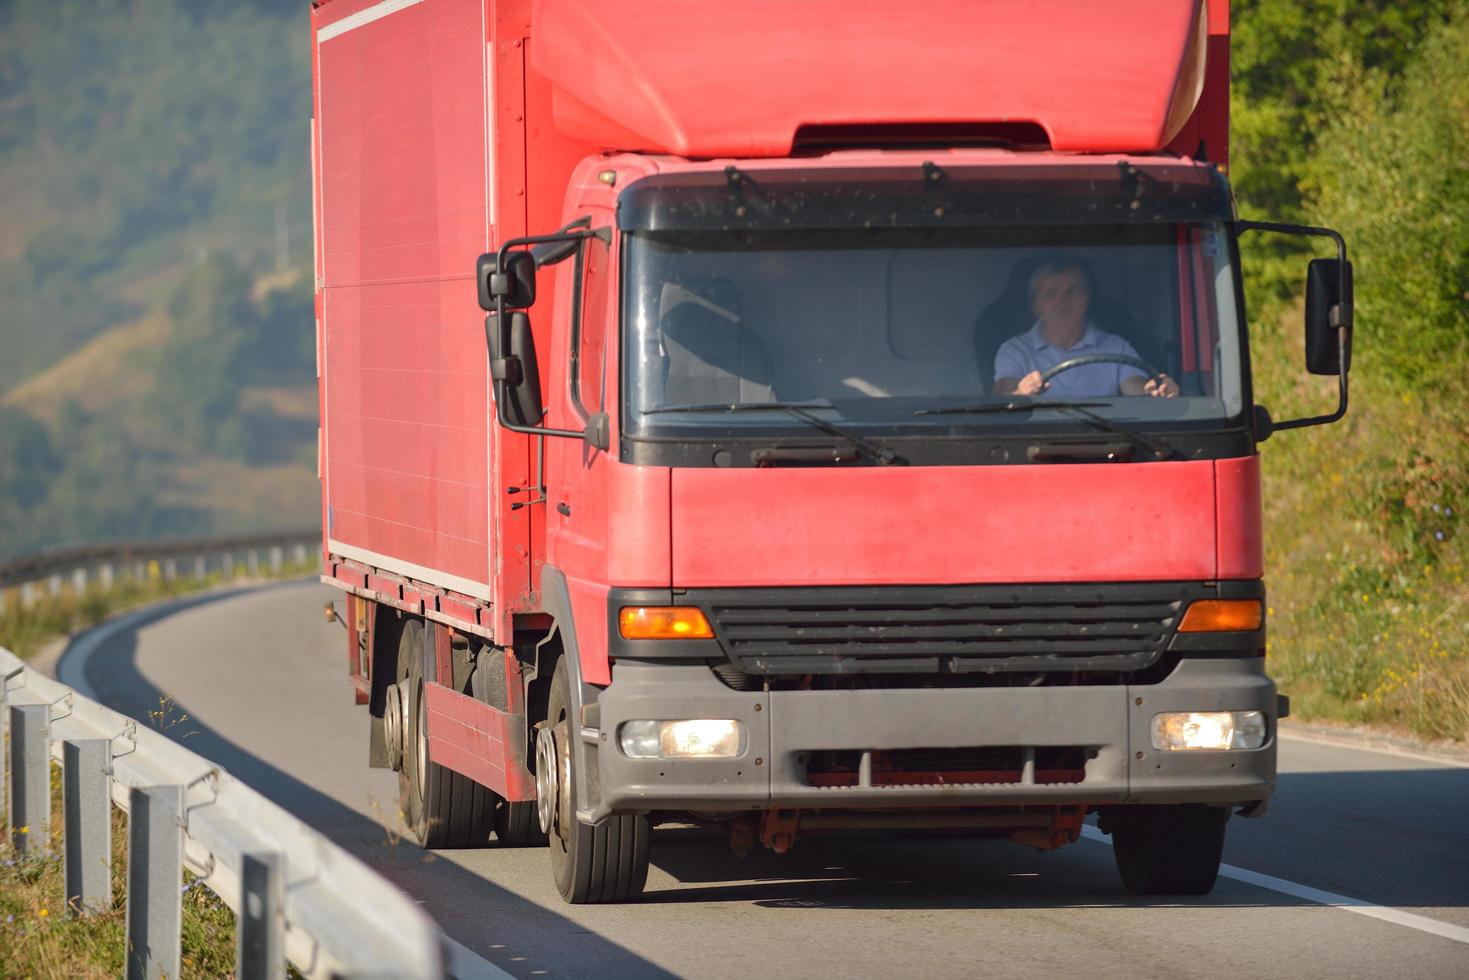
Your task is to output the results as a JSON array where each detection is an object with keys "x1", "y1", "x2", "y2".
[
  {"x1": 99, "y1": 563, "x2": 115, "y2": 590},
  {"x1": 269, "y1": 546, "x2": 283, "y2": 574},
  {"x1": 238, "y1": 850, "x2": 286, "y2": 980},
  {"x1": 247, "y1": 550, "x2": 260, "y2": 577},
  {"x1": 222, "y1": 552, "x2": 234, "y2": 581},
  {"x1": 63, "y1": 738, "x2": 112, "y2": 915},
  {"x1": 127, "y1": 784, "x2": 183, "y2": 980},
  {"x1": 72, "y1": 567, "x2": 88, "y2": 593},
  {"x1": 194, "y1": 555, "x2": 206, "y2": 580},
  {"x1": 9, "y1": 703, "x2": 49, "y2": 856},
  {"x1": 48, "y1": 573, "x2": 63, "y2": 596},
  {"x1": 163, "y1": 558, "x2": 177, "y2": 581},
  {"x1": 291, "y1": 543, "x2": 307, "y2": 564},
  {"x1": 1, "y1": 680, "x2": 8, "y2": 840},
  {"x1": 20, "y1": 580, "x2": 36, "y2": 608}
]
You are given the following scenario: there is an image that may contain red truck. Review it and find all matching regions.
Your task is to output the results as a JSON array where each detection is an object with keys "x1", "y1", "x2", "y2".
[{"x1": 311, "y1": 0, "x2": 1353, "y2": 903}]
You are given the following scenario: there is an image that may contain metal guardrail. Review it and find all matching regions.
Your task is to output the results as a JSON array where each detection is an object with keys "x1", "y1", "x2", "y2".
[
  {"x1": 0, "y1": 529, "x2": 321, "y2": 613},
  {"x1": 2, "y1": 644, "x2": 445, "y2": 979}
]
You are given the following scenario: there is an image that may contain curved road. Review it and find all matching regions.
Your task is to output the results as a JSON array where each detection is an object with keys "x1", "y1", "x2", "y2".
[{"x1": 58, "y1": 581, "x2": 1469, "y2": 979}]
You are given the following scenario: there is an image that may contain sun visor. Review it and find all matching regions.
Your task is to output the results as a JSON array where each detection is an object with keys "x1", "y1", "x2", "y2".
[{"x1": 531, "y1": 0, "x2": 1210, "y2": 158}]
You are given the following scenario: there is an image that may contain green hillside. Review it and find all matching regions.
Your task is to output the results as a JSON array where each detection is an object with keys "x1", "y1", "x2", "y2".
[
  {"x1": 0, "y1": 0, "x2": 316, "y2": 554},
  {"x1": 0, "y1": 1, "x2": 1464, "y2": 738}
]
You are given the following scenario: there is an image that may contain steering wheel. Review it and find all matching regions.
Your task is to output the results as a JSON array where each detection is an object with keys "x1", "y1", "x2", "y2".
[{"x1": 1038, "y1": 353, "x2": 1164, "y2": 386}]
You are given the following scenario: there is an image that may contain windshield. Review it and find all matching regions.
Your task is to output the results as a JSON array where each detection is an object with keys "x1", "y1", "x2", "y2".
[{"x1": 621, "y1": 222, "x2": 1245, "y2": 449}]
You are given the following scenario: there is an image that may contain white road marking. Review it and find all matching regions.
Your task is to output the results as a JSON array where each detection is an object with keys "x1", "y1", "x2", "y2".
[
  {"x1": 1279, "y1": 730, "x2": 1469, "y2": 770},
  {"x1": 1080, "y1": 826, "x2": 1469, "y2": 946},
  {"x1": 56, "y1": 597, "x2": 176, "y2": 699}
]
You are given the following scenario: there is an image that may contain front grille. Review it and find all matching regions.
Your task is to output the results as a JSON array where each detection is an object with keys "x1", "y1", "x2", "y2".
[
  {"x1": 700, "y1": 583, "x2": 1206, "y2": 675},
  {"x1": 805, "y1": 746, "x2": 1090, "y2": 788}
]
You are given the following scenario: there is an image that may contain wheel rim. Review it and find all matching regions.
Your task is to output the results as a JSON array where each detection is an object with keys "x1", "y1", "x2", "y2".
[
  {"x1": 383, "y1": 683, "x2": 403, "y2": 771},
  {"x1": 535, "y1": 726, "x2": 558, "y2": 836},
  {"x1": 414, "y1": 682, "x2": 427, "y2": 804},
  {"x1": 554, "y1": 718, "x2": 572, "y2": 844}
]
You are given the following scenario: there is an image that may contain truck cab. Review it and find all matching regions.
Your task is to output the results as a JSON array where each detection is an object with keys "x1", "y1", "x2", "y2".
[{"x1": 313, "y1": 0, "x2": 1352, "y2": 904}]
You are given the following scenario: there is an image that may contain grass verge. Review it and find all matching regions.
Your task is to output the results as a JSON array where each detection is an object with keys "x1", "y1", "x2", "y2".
[
  {"x1": 1253, "y1": 306, "x2": 1468, "y2": 744},
  {"x1": 2, "y1": 560, "x2": 321, "y2": 973},
  {"x1": 0, "y1": 764, "x2": 244, "y2": 979},
  {"x1": 1, "y1": 558, "x2": 318, "y2": 662}
]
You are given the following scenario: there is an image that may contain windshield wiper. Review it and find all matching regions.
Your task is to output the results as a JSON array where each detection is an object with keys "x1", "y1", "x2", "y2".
[
  {"x1": 643, "y1": 401, "x2": 898, "y2": 465},
  {"x1": 914, "y1": 400, "x2": 1107, "y2": 416},
  {"x1": 915, "y1": 400, "x2": 1177, "y2": 461}
]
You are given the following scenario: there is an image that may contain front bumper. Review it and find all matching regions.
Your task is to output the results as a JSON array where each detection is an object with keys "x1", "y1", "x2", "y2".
[{"x1": 584, "y1": 656, "x2": 1276, "y2": 822}]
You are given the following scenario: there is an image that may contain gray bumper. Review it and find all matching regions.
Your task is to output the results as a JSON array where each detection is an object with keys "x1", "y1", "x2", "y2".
[{"x1": 585, "y1": 657, "x2": 1277, "y2": 821}]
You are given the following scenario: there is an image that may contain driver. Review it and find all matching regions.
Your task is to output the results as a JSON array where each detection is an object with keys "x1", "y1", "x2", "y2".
[{"x1": 992, "y1": 258, "x2": 1179, "y2": 399}]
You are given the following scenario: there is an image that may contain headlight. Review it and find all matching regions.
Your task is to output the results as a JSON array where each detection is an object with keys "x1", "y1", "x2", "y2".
[
  {"x1": 618, "y1": 719, "x2": 746, "y2": 759},
  {"x1": 1151, "y1": 711, "x2": 1268, "y2": 751}
]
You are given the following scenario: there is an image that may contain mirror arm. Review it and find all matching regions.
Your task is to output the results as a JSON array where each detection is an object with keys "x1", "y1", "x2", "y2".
[
  {"x1": 1236, "y1": 219, "x2": 1353, "y2": 433},
  {"x1": 487, "y1": 220, "x2": 609, "y2": 445},
  {"x1": 497, "y1": 219, "x2": 594, "y2": 272},
  {"x1": 496, "y1": 412, "x2": 587, "y2": 441},
  {"x1": 1270, "y1": 329, "x2": 1349, "y2": 431}
]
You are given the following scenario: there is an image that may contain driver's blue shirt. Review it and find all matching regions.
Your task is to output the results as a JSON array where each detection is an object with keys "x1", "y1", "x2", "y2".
[{"x1": 993, "y1": 321, "x2": 1147, "y2": 398}]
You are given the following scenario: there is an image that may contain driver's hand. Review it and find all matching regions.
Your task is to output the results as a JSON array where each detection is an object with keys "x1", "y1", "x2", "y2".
[
  {"x1": 1145, "y1": 374, "x2": 1180, "y2": 398},
  {"x1": 1015, "y1": 370, "x2": 1049, "y2": 396}
]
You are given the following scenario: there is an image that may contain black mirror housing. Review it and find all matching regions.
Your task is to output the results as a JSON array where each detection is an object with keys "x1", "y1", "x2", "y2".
[
  {"x1": 489, "y1": 311, "x2": 545, "y2": 426},
  {"x1": 477, "y1": 250, "x2": 537, "y2": 311},
  {"x1": 1305, "y1": 257, "x2": 1352, "y2": 376}
]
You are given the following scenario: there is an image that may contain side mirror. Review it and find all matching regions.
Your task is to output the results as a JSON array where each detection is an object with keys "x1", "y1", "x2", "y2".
[
  {"x1": 478, "y1": 221, "x2": 607, "y2": 446},
  {"x1": 1236, "y1": 219, "x2": 1353, "y2": 433},
  {"x1": 488, "y1": 311, "x2": 545, "y2": 426},
  {"x1": 477, "y1": 250, "x2": 536, "y2": 312},
  {"x1": 1305, "y1": 258, "x2": 1353, "y2": 375}
]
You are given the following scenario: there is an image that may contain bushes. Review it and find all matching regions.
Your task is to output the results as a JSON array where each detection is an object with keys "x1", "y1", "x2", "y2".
[{"x1": 1241, "y1": 6, "x2": 1469, "y2": 741}]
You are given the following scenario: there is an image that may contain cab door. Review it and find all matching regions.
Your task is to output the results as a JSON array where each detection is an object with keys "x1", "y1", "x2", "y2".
[{"x1": 545, "y1": 203, "x2": 617, "y2": 680}]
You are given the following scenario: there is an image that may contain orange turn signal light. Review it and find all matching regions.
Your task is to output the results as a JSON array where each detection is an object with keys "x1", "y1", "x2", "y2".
[
  {"x1": 1177, "y1": 599, "x2": 1263, "y2": 633},
  {"x1": 618, "y1": 606, "x2": 714, "y2": 640}
]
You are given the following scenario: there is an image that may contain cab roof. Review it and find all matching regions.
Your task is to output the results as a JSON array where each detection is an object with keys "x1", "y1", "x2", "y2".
[{"x1": 532, "y1": 0, "x2": 1214, "y2": 158}]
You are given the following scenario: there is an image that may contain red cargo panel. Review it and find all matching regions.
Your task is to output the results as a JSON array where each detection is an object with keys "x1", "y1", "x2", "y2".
[{"x1": 315, "y1": 0, "x2": 494, "y2": 597}]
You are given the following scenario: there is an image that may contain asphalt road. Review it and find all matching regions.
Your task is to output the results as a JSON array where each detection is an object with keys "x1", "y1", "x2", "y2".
[{"x1": 58, "y1": 580, "x2": 1469, "y2": 979}]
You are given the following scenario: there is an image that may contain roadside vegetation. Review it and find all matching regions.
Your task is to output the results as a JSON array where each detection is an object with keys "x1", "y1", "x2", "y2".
[
  {"x1": 0, "y1": 556, "x2": 318, "y2": 662},
  {"x1": 1234, "y1": 2, "x2": 1469, "y2": 741},
  {"x1": 0, "y1": 770, "x2": 239, "y2": 978},
  {"x1": 0, "y1": 0, "x2": 316, "y2": 558}
]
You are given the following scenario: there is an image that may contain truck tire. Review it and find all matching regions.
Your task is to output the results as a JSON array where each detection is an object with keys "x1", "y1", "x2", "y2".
[
  {"x1": 1109, "y1": 804, "x2": 1228, "y2": 895},
  {"x1": 397, "y1": 620, "x2": 495, "y2": 848},
  {"x1": 543, "y1": 658, "x2": 649, "y2": 903},
  {"x1": 494, "y1": 800, "x2": 546, "y2": 846}
]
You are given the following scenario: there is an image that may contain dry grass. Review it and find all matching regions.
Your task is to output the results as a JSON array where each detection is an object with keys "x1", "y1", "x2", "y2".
[
  {"x1": 0, "y1": 765, "x2": 241, "y2": 979},
  {"x1": 0, "y1": 314, "x2": 170, "y2": 421}
]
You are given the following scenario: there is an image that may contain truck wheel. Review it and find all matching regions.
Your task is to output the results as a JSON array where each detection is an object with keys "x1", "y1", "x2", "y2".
[
  {"x1": 1109, "y1": 804, "x2": 1228, "y2": 895},
  {"x1": 494, "y1": 800, "x2": 546, "y2": 846},
  {"x1": 542, "y1": 658, "x2": 649, "y2": 903},
  {"x1": 397, "y1": 620, "x2": 495, "y2": 848}
]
